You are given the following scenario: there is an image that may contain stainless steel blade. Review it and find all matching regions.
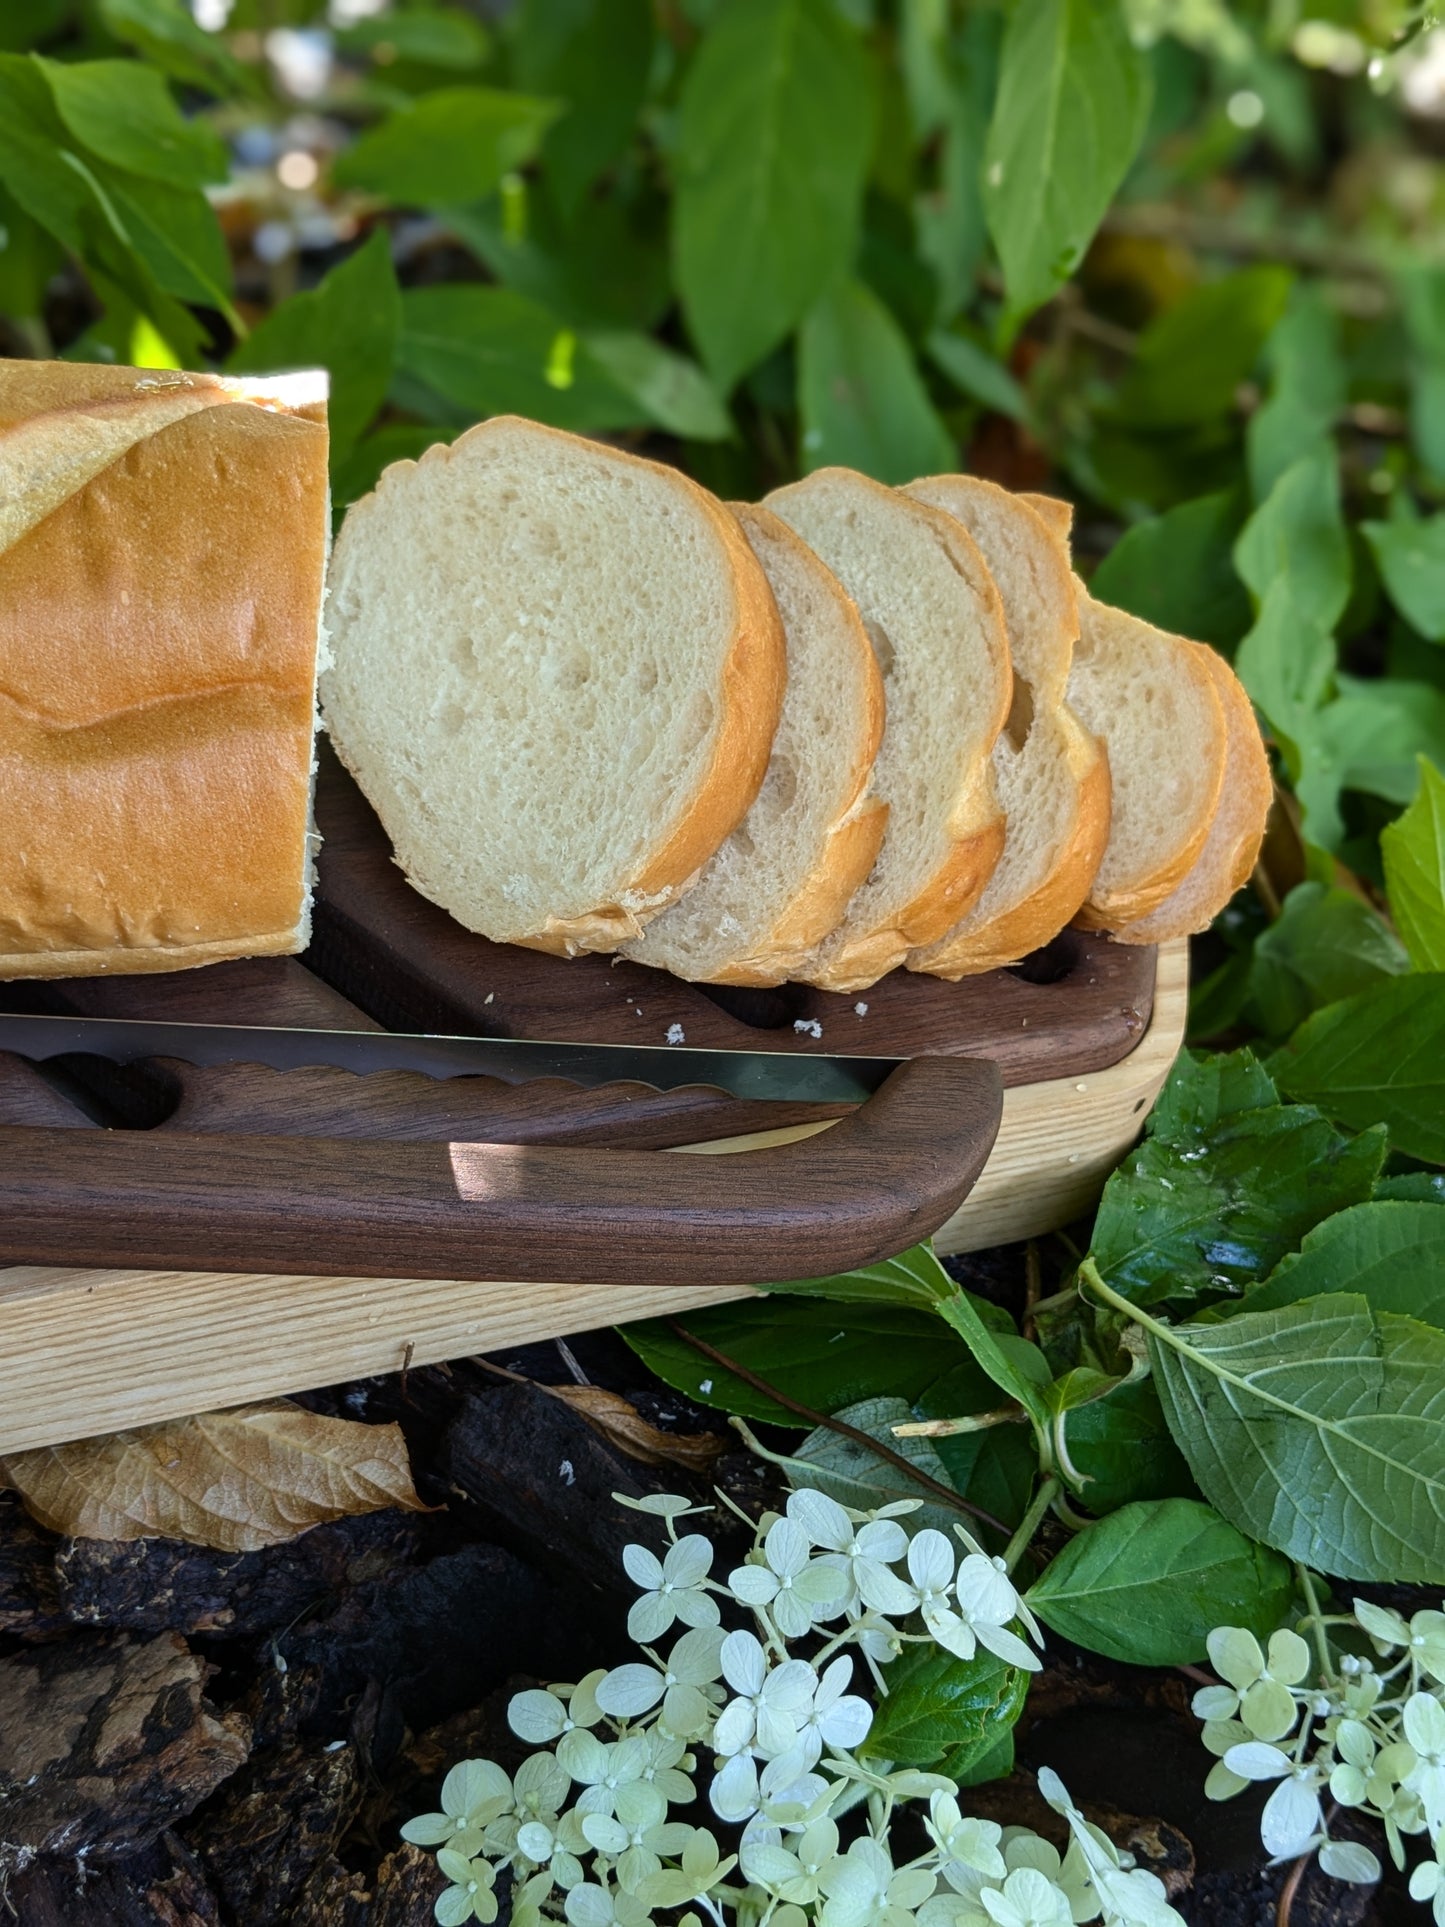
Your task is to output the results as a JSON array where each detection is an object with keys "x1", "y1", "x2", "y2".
[{"x1": 0, "y1": 1012, "x2": 904, "y2": 1105}]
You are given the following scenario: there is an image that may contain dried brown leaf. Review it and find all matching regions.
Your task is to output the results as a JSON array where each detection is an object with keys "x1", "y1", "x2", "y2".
[
  {"x1": 0, "y1": 1402, "x2": 426, "y2": 1552},
  {"x1": 548, "y1": 1386, "x2": 727, "y2": 1472}
]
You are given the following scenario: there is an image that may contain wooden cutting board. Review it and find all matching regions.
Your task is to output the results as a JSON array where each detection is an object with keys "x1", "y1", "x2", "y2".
[{"x1": 0, "y1": 752, "x2": 1187, "y2": 1452}]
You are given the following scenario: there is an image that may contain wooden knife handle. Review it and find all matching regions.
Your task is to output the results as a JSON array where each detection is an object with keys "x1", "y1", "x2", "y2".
[{"x1": 0, "y1": 1056, "x2": 1002, "y2": 1284}]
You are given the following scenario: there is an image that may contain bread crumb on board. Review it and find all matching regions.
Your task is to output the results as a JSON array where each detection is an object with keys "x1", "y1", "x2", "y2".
[
  {"x1": 666, "y1": 1023, "x2": 685, "y2": 1045},
  {"x1": 793, "y1": 1018, "x2": 823, "y2": 1039},
  {"x1": 854, "y1": 1002, "x2": 868, "y2": 1016}
]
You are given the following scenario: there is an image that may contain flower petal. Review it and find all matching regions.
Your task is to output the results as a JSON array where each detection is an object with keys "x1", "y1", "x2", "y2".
[
  {"x1": 596, "y1": 1664, "x2": 665, "y2": 1720},
  {"x1": 721, "y1": 1628, "x2": 767, "y2": 1697},
  {"x1": 788, "y1": 1487, "x2": 852, "y2": 1551},
  {"x1": 729, "y1": 1564, "x2": 782, "y2": 1606},
  {"x1": 1265, "y1": 1629, "x2": 1312, "y2": 1687},
  {"x1": 766, "y1": 1517, "x2": 812, "y2": 1579},
  {"x1": 908, "y1": 1528, "x2": 955, "y2": 1594},
  {"x1": 1222, "y1": 1741, "x2": 1292, "y2": 1781},
  {"x1": 1207, "y1": 1627, "x2": 1265, "y2": 1692},
  {"x1": 622, "y1": 1543, "x2": 664, "y2": 1591},
  {"x1": 973, "y1": 1619, "x2": 1043, "y2": 1672},
  {"x1": 1260, "y1": 1776, "x2": 1322, "y2": 1859},
  {"x1": 664, "y1": 1534, "x2": 714, "y2": 1589}
]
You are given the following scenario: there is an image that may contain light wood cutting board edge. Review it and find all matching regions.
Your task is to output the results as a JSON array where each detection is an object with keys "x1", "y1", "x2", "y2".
[{"x1": 0, "y1": 940, "x2": 1187, "y2": 1455}]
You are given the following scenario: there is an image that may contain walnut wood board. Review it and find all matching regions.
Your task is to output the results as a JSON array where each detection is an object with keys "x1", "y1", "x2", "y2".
[{"x1": 0, "y1": 943, "x2": 1187, "y2": 1455}]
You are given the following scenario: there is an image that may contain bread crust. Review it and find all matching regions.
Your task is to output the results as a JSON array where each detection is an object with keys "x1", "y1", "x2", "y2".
[
  {"x1": 1072, "y1": 608, "x2": 1228, "y2": 933},
  {"x1": 0, "y1": 371, "x2": 328, "y2": 980},
  {"x1": 1019, "y1": 491, "x2": 1074, "y2": 543},
  {"x1": 1112, "y1": 655, "x2": 1271, "y2": 944}
]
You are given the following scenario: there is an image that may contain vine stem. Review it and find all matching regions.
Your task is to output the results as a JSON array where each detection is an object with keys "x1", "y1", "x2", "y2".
[
  {"x1": 1295, "y1": 1564, "x2": 1334, "y2": 1683},
  {"x1": 665, "y1": 1319, "x2": 1010, "y2": 1535},
  {"x1": 1002, "y1": 1476, "x2": 1060, "y2": 1576}
]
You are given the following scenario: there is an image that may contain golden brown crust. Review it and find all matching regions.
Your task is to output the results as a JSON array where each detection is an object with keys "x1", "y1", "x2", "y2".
[
  {"x1": 921, "y1": 728, "x2": 1112, "y2": 978},
  {"x1": 1112, "y1": 655, "x2": 1271, "y2": 945},
  {"x1": 0, "y1": 374, "x2": 328, "y2": 980},
  {"x1": 1019, "y1": 491, "x2": 1074, "y2": 543}
]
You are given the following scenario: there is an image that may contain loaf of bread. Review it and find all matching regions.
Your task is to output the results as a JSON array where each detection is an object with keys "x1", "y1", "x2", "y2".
[
  {"x1": 620, "y1": 504, "x2": 886, "y2": 985},
  {"x1": 901, "y1": 477, "x2": 1109, "y2": 977},
  {"x1": 322, "y1": 417, "x2": 786, "y2": 955},
  {"x1": 0, "y1": 358, "x2": 329, "y2": 980},
  {"x1": 763, "y1": 468, "x2": 1011, "y2": 993}
]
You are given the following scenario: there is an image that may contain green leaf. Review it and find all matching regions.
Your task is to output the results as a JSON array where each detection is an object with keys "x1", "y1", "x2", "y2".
[
  {"x1": 764, "y1": 1241, "x2": 959, "y2": 1313},
  {"x1": 925, "y1": 328, "x2": 1026, "y2": 422},
  {"x1": 1270, "y1": 975, "x2": 1445, "y2": 1164},
  {"x1": 798, "y1": 277, "x2": 954, "y2": 483},
  {"x1": 1247, "y1": 285, "x2": 1346, "y2": 500},
  {"x1": 1247, "y1": 881, "x2": 1409, "y2": 1042},
  {"x1": 1149, "y1": 1047, "x2": 1279, "y2": 1139},
  {"x1": 445, "y1": 184, "x2": 671, "y2": 333},
  {"x1": 511, "y1": 0, "x2": 654, "y2": 217},
  {"x1": 103, "y1": 167, "x2": 233, "y2": 315},
  {"x1": 333, "y1": 87, "x2": 561, "y2": 209},
  {"x1": 981, "y1": 0, "x2": 1150, "y2": 327},
  {"x1": 98, "y1": 0, "x2": 248, "y2": 96},
  {"x1": 619, "y1": 1300, "x2": 982, "y2": 1427},
  {"x1": 335, "y1": 7, "x2": 489, "y2": 71},
  {"x1": 911, "y1": 11, "x2": 998, "y2": 324},
  {"x1": 1088, "y1": 1087, "x2": 1386, "y2": 1307},
  {"x1": 1235, "y1": 576, "x2": 1334, "y2": 764},
  {"x1": 934, "y1": 1291, "x2": 1053, "y2": 1434},
  {"x1": 0, "y1": 51, "x2": 111, "y2": 254},
  {"x1": 787, "y1": 1396, "x2": 964, "y2": 1536},
  {"x1": 673, "y1": 0, "x2": 873, "y2": 391},
  {"x1": 1135, "y1": 1289, "x2": 1445, "y2": 1582},
  {"x1": 861, "y1": 1642, "x2": 1028, "y2": 1771},
  {"x1": 1241, "y1": 1200, "x2": 1445, "y2": 1328},
  {"x1": 227, "y1": 230, "x2": 400, "y2": 464},
  {"x1": 1113, "y1": 268, "x2": 1291, "y2": 430},
  {"x1": 38, "y1": 57, "x2": 227, "y2": 188},
  {"x1": 1363, "y1": 512, "x2": 1445, "y2": 644},
  {"x1": 1088, "y1": 489, "x2": 1252, "y2": 650},
  {"x1": 1058, "y1": 1377, "x2": 1195, "y2": 1514},
  {"x1": 1234, "y1": 450, "x2": 1351, "y2": 632},
  {"x1": 1024, "y1": 1499, "x2": 1294, "y2": 1665},
  {"x1": 395, "y1": 284, "x2": 643, "y2": 432},
  {"x1": 1311, "y1": 677, "x2": 1445, "y2": 809},
  {"x1": 582, "y1": 332, "x2": 731, "y2": 442},
  {"x1": 1382, "y1": 758, "x2": 1445, "y2": 971}
]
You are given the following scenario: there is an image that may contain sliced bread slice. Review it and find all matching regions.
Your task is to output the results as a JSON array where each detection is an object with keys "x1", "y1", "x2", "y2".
[
  {"x1": 1067, "y1": 590, "x2": 1228, "y2": 932},
  {"x1": 1113, "y1": 654, "x2": 1271, "y2": 943},
  {"x1": 322, "y1": 417, "x2": 785, "y2": 954},
  {"x1": 901, "y1": 475, "x2": 1109, "y2": 977},
  {"x1": 621, "y1": 504, "x2": 886, "y2": 985},
  {"x1": 763, "y1": 467, "x2": 1011, "y2": 992}
]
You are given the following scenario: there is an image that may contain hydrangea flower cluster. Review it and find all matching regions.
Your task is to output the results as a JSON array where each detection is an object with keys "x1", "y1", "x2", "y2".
[
  {"x1": 1195, "y1": 1595, "x2": 1445, "y2": 1900},
  {"x1": 405, "y1": 1488, "x2": 1184, "y2": 1927}
]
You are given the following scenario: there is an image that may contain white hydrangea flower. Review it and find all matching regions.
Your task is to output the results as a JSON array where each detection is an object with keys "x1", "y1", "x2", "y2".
[
  {"x1": 712, "y1": 1629, "x2": 818, "y2": 1758},
  {"x1": 636, "y1": 1828, "x2": 736, "y2": 1909},
  {"x1": 926, "y1": 1790, "x2": 1007, "y2": 1892},
  {"x1": 511, "y1": 1673, "x2": 607, "y2": 1745},
  {"x1": 515, "y1": 1810, "x2": 590, "y2": 1893},
  {"x1": 818, "y1": 1834, "x2": 936, "y2": 1927},
  {"x1": 595, "y1": 1626, "x2": 726, "y2": 1737},
  {"x1": 435, "y1": 1846, "x2": 500, "y2": 1925},
  {"x1": 1204, "y1": 1627, "x2": 1311, "y2": 1743},
  {"x1": 786, "y1": 1488, "x2": 914, "y2": 1614},
  {"x1": 401, "y1": 1758, "x2": 515, "y2": 1856},
  {"x1": 623, "y1": 1535, "x2": 720, "y2": 1645},
  {"x1": 740, "y1": 1815, "x2": 842, "y2": 1905},
  {"x1": 563, "y1": 1876, "x2": 652, "y2": 1927},
  {"x1": 1218, "y1": 1744, "x2": 1325, "y2": 1860},
  {"x1": 1410, "y1": 1829, "x2": 1445, "y2": 1924},
  {"x1": 1038, "y1": 1768, "x2": 1185, "y2": 1925},
  {"x1": 884, "y1": 1530, "x2": 1041, "y2": 1673},
  {"x1": 561, "y1": 1731, "x2": 662, "y2": 1822},
  {"x1": 793, "y1": 1655, "x2": 873, "y2": 1769},
  {"x1": 709, "y1": 1747, "x2": 831, "y2": 1831},
  {"x1": 977, "y1": 1865, "x2": 1074, "y2": 1927},
  {"x1": 729, "y1": 1516, "x2": 849, "y2": 1637},
  {"x1": 1406, "y1": 1692, "x2": 1445, "y2": 1832},
  {"x1": 579, "y1": 1807, "x2": 694, "y2": 1895},
  {"x1": 953, "y1": 1550, "x2": 1043, "y2": 1672}
]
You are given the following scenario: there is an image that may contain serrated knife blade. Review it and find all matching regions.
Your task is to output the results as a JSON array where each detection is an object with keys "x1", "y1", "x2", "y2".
[{"x1": 0, "y1": 1012, "x2": 906, "y2": 1106}]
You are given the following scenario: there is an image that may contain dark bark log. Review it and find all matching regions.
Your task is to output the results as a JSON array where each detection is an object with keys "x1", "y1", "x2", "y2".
[
  {"x1": 1, "y1": 1828, "x2": 222, "y2": 1926},
  {"x1": 0, "y1": 1493, "x2": 66, "y2": 1640},
  {"x1": 190, "y1": 1740, "x2": 360, "y2": 1927}
]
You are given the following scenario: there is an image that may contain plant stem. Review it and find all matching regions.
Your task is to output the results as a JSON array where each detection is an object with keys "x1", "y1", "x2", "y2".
[
  {"x1": 892, "y1": 1407, "x2": 1025, "y2": 1438},
  {"x1": 1296, "y1": 1564, "x2": 1334, "y2": 1683},
  {"x1": 666, "y1": 1319, "x2": 1009, "y2": 1536},
  {"x1": 1003, "y1": 1476, "x2": 1060, "y2": 1575}
]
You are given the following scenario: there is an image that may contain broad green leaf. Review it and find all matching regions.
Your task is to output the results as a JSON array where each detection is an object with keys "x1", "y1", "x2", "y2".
[
  {"x1": 335, "y1": 7, "x2": 489, "y2": 71},
  {"x1": 0, "y1": 183, "x2": 62, "y2": 322},
  {"x1": 1024, "y1": 1499, "x2": 1294, "y2": 1665},
  {"x1": 1377, "y1": 1173, "x2": 1445, "y2": 1204},
  {"x1": 1400, "y1": 265, "x2": 1445, "y2": 481},
  {"x1": 1136, "y1": 1290, "x2": 1445, "y2": 1582},
  {"x1": 764, "y1": 1241, "x2": 958, "y2": 1314},
  {"x1": 861, "y1": 1643, "x2": 1028, "y2": 1771},
  {"x1": 1310, "y1": 677, "x2": 1445, "y2": 808},
  {"x1": 1363, "y1": 511, "x2": 1445, "y2": 644},
  {"x1": 798, "y1": 277, "x2": 954, "y2": 483},
  {"x1": 103, "y1": 168, "x2": 234, "y2": 315},
  {"x1": 1149, "y1": 1047, "x2": 1278, "y2": 1139},
  {"x1": 1234, "y1": 450, "x2": 1351, "y2": 632},
  {"x1": 1382, "y1": 758, "x2": 1445, "y2": 971},
  {"x1": 38, "y1": 57, "x2": 227, "y2": 188},
  {"x1": 911, "y1": 10, "x2": 998, "y2": 323},
  {"x1": 228, "y1": 230, "x2": 400, "y2": 463},
  {"x1": 620, "y1": 1300, "x2": 981, "y2": 1427},
  {"x1": 1242, "y1": 1201, "x2": 1445, "y2": 1328},
  {"x1": 934, "y1": 1291, "x2": 1053, "y2": 1435},
  {"x1": 981, "y1": 0, "x2": 1150, "y2": 326},
  {"x1": 673, "y1": 0, "x2": 873, "y2": 391},
  {"x1": 926, "y1": 328, "x2": 1026, "y2": 422},
  {"x1": 1088, "y1": 1094, "x2": 1385, "y2": 1306},
  {"x1": 1246, "y1": 881, "x2": 1409, "y2": 1042},
  {"x1": 396, "y1": 284, "x2": 643, "y2": 432},
  {"x1": 511, "y1": 0, "x2": 654, "y2": 216},
  {"x1": 98, "y1": 0, "x2": 247, "y2": 96},
  {"x1": 1088, "y1": 489, "x2": 1252, "y2": 650},
  {"x1": 445, "y1": 186, "x2": 671, "y2": 333},
  {"x1": 0, "y1": 0, "x2": 68, "y2": 54},
  {"x1": 1270, "y1": 975, "x2": 1445, "y2": 1165},
  {"x1": 333, "y1": 87, "x2": 561, "y2": 209},
  {"x1": 1247, "y1": 286, "x2": 1346, "y2": 500},
  {"x1": 582, "y1": 332, "x2": 731, "y2": 442},
  {"x1": 788, "y1": 1396, "x2": 964, "y2": 1536},
  {"x1": 1235, "y1": 577, "x2": 1334, "y2": 776},
  {"x1": 1056, "y1": 1376, "x2": 1195, "y2": 1514},
  {"x1": 1113, "y1": 267, "x2": 1291, "y2": 430},
  {"x1": 950, "y1": 1726, "x2": 1014, "y2": 1787}
]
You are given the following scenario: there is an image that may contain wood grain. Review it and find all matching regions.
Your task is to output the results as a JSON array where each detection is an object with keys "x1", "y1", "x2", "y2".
[{"x1": 0, "y1": 943, "x2": 1187, "y2": 1455}]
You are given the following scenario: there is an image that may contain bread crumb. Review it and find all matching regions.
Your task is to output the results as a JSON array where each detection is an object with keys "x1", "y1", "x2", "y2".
[
  {"x1": 666, "y1": 1023, "x2": 685, "y2": 1045},
  {"x1": 794, "y1": 1019, "x2": 823, "y2": 1039},
  {"x1": 854, "y1": 1002, "x2": 868, "y2": 1016},
  {"x1": 484, "y1": 992, "x2": 494, "y2": 1004}
]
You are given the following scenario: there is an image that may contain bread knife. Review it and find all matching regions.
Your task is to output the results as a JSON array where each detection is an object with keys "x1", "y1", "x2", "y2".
[{"x1": 0, "y1": 1012, "x2": 906, "y2": 1106}]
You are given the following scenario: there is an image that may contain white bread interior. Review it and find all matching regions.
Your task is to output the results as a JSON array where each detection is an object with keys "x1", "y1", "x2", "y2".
[
  {"x1": 901, "y1": 476, "x2": 1109, "y2": 977},
  {"x1": 1068, "y1": 589, "x2": 1229, "y2": 932},
  {"x1": 620, "y1": 503, "x2": 886, "y2": 985},
  {"x1": 763, "y1": 468, "x2": 1011, "y2": 993},
  {"x1": 321, "y1": 417, "x2": 786, "y2": 955}
]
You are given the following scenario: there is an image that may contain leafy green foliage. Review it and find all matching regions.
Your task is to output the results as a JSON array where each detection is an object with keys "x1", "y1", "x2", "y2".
[
  {"x1": 332, "y1": 87, "x2": 561, "y2": 208},
  {"x1": 1054, "y1": 1377, "x2": 1194, "y2": 1514},
  {"x1": 1245, "y1": 882, "x2": 1408, "y2": 1041},
  {"x1": 1113, "y1": 269, "x2": 1290, "y2": 431},
  {"x1": 1363, "y1": 506, "x2": 1445, "y2": 644},
  {"x1": 1240, "y1": 1199, "x2": 1445, "y2": 1326},
  {"x1": 798, "y1": 278, "x2": 954, "y2": 482},
  {"x1": 1087, "y1": 488, "x2": 1251, "y2": 649},
  {"x1": 39, "y1": 57, "x2": 227, "y2": 186},
  {"x1": 980, "y1": 0, "x2": 1150, "y2": 327},
  {"x1": 1024, "y1": 1499, "x2": 1294, "y2": 1666},
  {"x1": 1269, "y1": 975, "x2": 1445, "y2": 1163},
  {"x1": 509, "y1": 0, "x2": 653, "y2": 219},
  {"x1": 672, "y1": 0, "x2": 873, "y2": 391},
  {"x1": 861, "y1": 1644, "x2": 1028, "y2": 1773},
  {"x1": 1382, "y1": 759, "x2": 1445, "y2": 971}
]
